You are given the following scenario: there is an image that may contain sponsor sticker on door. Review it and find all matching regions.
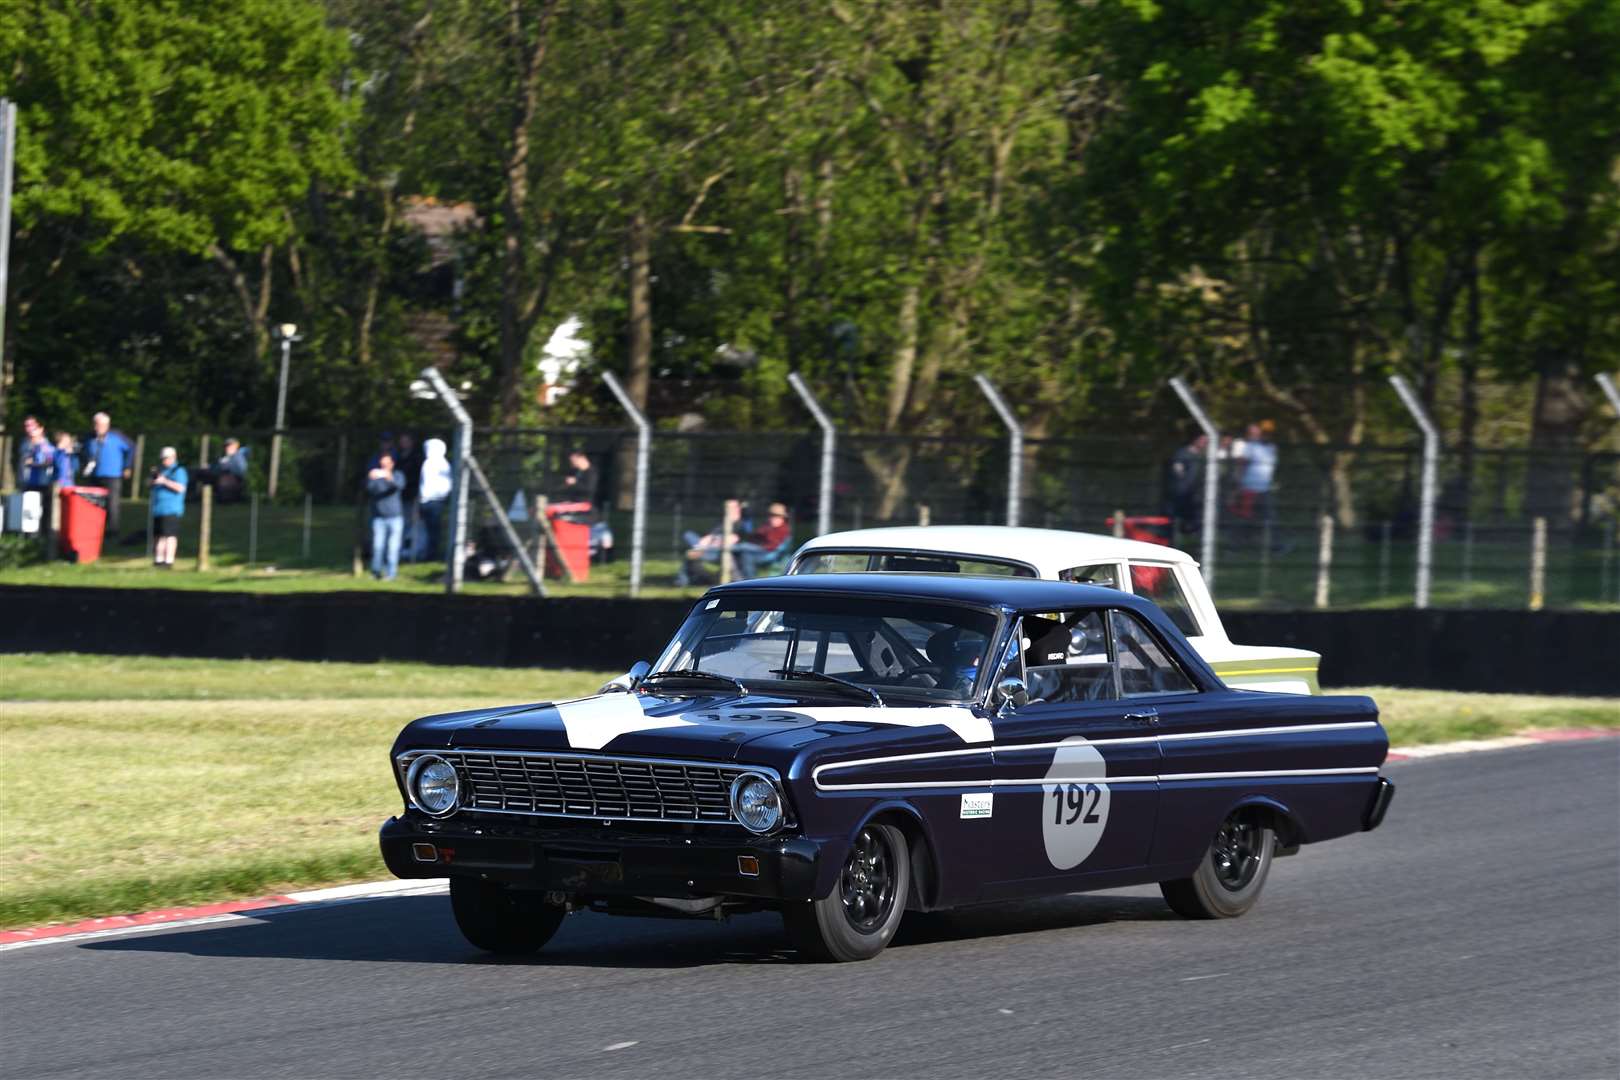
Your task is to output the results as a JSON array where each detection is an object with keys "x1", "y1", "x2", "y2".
[{"x1": 960, "y1": 792, "x2": 993, "y2": 819}]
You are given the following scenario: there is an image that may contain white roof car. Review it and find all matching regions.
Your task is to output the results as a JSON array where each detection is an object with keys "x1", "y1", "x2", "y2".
[{"x1": 789, "y1": 526, "x2": 1321, "y2": 694}]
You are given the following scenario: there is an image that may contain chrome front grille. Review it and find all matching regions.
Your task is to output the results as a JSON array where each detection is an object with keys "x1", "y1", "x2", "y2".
[{"x1": 400, "y1": 750, "x2": 760, "y2": 825}]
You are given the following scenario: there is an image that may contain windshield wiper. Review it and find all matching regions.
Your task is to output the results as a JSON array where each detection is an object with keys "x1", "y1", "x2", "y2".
[
  {"x1": 768, "y1": 668, "x2": 883, "y2": 707},
  {"x1": 639, "y1": 669, "x2": 748, "y2": 697}
]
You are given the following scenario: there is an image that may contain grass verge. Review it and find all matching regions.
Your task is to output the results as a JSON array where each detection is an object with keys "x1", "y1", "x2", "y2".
[{"x1": 1, "y1": 655, "x2": 1614, "y2": 929}]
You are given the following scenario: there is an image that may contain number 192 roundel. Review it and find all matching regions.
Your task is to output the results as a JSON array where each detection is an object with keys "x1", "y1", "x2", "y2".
[{"x1": 380, "y1": 574, "x2": 1395, "y2": 962}]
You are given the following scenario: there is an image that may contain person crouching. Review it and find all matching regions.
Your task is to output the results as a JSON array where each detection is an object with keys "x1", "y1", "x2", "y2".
[{"x1": 149, "y1": 446, "x2": 189, "y2": 567}]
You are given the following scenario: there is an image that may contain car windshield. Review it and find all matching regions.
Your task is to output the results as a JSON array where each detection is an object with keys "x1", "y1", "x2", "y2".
[
  {"x1": 652, "y1": 594, "x2": 1001, "y2": 703},
  {"x1": 793, "y1": 550, "x2": 1037, "y2": 577}
]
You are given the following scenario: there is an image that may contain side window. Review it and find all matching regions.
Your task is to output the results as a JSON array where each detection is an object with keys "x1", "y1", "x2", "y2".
[
  {"x1": 1127, "y1": 564, "x2": 1201, "y2": 637},
  {"x1": 1058, "y1": 563, "x2": 1122, "y2": 589},
  {"x1": 1020, "y1": 611, "x2": 1117, "y2": 703},
  {"x1": 1110, "y1": 610, "x2": 1196, "y2": 697}
]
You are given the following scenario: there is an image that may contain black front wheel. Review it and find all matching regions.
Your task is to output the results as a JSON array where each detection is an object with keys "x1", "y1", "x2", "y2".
[
  {"x1": 450, "y1": 877, "x2": 566, "y2": 954},
  {"x1": 784, "y1": 823, "x2": 910, "y2": 962},
  {"x1": 1161, "y1": 814, "x2": 1274, "y2": 919}
]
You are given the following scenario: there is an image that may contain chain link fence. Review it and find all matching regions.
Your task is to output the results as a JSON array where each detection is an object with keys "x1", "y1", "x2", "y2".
[{"x1": 9, "y1": 419, "x2": 1617, "y2": 609}]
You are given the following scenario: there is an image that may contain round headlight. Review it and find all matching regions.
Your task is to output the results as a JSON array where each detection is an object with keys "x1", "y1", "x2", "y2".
[
  {"x1": 730, "y1": 773, "x2": 783, "y2": 834},
  {"x1": 407, "y1": 755, "x2": 460, "y2": 816}
]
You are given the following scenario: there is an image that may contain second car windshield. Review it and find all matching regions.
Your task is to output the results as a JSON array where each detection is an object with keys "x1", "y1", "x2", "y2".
[{"x1": 652, "y1": 595, "x2": 1000, "y2": 703}]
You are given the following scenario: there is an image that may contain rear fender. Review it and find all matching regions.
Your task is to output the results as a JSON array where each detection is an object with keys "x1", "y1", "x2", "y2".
[{"x1": 1222, "y1": 794, "x2": 1307, "y2": 853}]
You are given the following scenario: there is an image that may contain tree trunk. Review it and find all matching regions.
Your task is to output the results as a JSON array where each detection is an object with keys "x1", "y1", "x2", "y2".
[
  {"x1": 495, "y1": 0, "x2": 557, "y2": 425},
  {"x1": 209, "y1": 243, "x2": 275, "y2": 400},
  {"x1": 619, "y1": 211, "x2": 653, "y2": 510}
]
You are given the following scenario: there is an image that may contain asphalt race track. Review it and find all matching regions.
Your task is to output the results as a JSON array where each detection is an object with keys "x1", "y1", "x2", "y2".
[{"x1": 4, "y1": 740, "x2": 1616, "y2": 1080}]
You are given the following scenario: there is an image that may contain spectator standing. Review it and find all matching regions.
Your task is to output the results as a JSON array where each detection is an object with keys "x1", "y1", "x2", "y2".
[
  {"x1": 416, "y1": 437, "x2": 453, "y2": 560},
  {"x1": 82, "y1": 412, "x2": 134, "y2": 533},
  {"x1": 148, "y1": 446, "x2": 188, "y2": 567},
  {"x1": 1232, "y1": 420, "x2": 1278, "y2": 526},
  {"x1": 51, "y1": 432, "x2": 79, "y2": 487},
  {"x1": 553, "y1": 448, "x2": 598, "y2": 514},
  {"x1": 1166, "y1": 433, "x2": 1207, "y2": 539},
  {"x1": 367, "y1": 453, "x2": 406, "y2": 581},
  {"x1": 17, "y1": 416, "x2": 54, "y2": 495},
  {"x1": 210, "y1": 437, "x2": 250, "y2": 503}
]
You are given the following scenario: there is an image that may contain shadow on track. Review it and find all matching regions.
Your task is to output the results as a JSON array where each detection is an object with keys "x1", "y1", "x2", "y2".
[{"x1": 82, "y1": 890, "x2": 1176, "y2": 968}]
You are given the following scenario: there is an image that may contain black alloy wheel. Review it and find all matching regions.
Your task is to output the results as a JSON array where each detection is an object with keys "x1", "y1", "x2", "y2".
[
  {"x1": 1159, "y1": 811, "x2": 1275, "y2": 919},
  {"x1": 784, "y1": 821, "x2": 911, "y2": 962},
  {"x1": 1210, "y1": 818, "x2": 1265, "y2": 892},
  {"x1": 840, "y1": 826, "x2": 898, "y2": 933}
]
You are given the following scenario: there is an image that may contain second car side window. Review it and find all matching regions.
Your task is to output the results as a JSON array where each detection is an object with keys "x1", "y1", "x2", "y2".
[{"x1": 1110, "y1": 610, "x2": 1196, "y2": 696}]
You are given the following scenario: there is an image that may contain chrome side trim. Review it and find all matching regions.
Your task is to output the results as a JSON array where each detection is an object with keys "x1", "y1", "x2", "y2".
[
  {"x1": 809, "y1": 721, "x2": 1380, "y2": 782},
  {"x1": 814, "y1": 766, "x2": 1380, "y2": 793}
]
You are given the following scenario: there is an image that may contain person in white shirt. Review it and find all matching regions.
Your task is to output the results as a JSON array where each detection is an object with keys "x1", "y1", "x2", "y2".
[
  {"x1": 1232, "y1": 420, "x2": 1278, "y2": 522},
  {"x1": 416, "y1": 438, "x2": 453, "y2": 561}
]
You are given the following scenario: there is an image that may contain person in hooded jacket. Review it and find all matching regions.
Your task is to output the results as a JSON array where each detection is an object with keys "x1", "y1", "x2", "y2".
[{"x1": 416, "y1": 438, "x2": 453, "y2": 561}]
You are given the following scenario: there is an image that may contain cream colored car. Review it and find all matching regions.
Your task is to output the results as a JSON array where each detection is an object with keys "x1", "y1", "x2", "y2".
[{"x1": 788, "y1": 525, "x2": 1320, "y2": 694}]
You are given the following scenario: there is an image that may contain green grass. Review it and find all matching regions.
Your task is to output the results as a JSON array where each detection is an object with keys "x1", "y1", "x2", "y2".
[
  {"x1": 1344, "y1": 685, "x2": 1620, "y2": 746},
  {"x1": 0, "y1": 654, "x2": 1614, "y2": 929}
]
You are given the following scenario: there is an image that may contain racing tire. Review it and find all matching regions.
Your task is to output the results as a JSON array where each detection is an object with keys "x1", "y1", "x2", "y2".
[
  {"x1": 1160, "y1": 814, "x2": 1274, "y2": 919},
  {"x1": 784, "y1": 823, "x2": 910, "y2": 962},
  {"x1": 450, "y1": 876, "x2": 566, "y2": 954}
]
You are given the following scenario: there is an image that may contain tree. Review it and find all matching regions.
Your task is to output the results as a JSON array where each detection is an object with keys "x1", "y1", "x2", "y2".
[{"x1": 2, "y1": 0, "x2": 350, "y2": 427}]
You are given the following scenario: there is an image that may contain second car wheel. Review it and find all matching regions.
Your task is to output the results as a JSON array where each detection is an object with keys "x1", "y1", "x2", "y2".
[
  {"x1": 1160, "y1": 813, "x2": 1275, "y2": 919},
  {"x1": 450, "y1": 876, "x2": 566, "y2": 954},
  {"x1": 784, "y1": 823, "x2": 910, "y2": 962}
]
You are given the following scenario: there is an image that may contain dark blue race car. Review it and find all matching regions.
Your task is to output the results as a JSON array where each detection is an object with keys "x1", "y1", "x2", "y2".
[{"x1": 380, "y1": 574, "x2": 1394, "y2": 962}]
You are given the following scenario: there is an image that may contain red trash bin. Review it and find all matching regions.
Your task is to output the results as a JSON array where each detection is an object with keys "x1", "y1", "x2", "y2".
[
  {"x1": 545, "y1": 511, "x2": 591, "y2": 582},
  {"x1": 59, "y1": 486, "x2": 110, "y2": 564}
]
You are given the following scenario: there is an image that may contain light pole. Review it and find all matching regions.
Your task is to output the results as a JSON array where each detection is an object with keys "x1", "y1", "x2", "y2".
[{"x1": 268, "y1": 322, "x2": 301, "y2": 499}]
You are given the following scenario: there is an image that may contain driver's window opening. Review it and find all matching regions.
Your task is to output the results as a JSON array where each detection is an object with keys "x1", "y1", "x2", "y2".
[
  {"x1": 1020, "y1": 610, "x2": 1117, "y2": 704},
  {"x1": 660, "y1": 598, "x2": 998, "y2": 703}
]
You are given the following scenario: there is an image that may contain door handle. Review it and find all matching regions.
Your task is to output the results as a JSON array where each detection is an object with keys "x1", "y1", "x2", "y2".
[{"x1": 1123, "y1": 709, "x2": 1159, "y2": 726}]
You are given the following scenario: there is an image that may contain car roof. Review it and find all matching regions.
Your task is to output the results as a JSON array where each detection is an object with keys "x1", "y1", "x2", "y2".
[
  {"x1": 706, "y1": 571, "x2": 1160, "y2": 615},
  {"x1": 794, "y1": 525, "x2": 1196, "y2": 569}
]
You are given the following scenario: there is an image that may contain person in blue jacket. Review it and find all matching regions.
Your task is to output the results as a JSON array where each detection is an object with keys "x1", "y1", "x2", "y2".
[
  {"x1": 51, "y1": 432, "x2": 80, "y2": 487},
  {"x1": 82, "y1": 411, "x2": 135, "y2": 534},
  {"x1": 149, "y1": 446, "x2": 188, "y2": 567},
  {"x1": 17, "y1": 416, "x2": 55, "y2": 494}
]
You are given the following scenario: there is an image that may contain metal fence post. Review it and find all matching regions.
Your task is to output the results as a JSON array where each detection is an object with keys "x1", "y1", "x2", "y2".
[
  {"x1": 1390, "y1": 376, "x2": 1439, "y2": 608},
  {"x1": 1529, "y1": 516, "x2": 1547, "y2": 611},
  {"x1": 1314, "y1": 514, "x2": 1334, "y2": 608},
  {"x1": 248, "y1": 492, "x2": 259, "y2": 568},
  {"x1": 302, "y1": 493, "x2": 313, "y2": 560},
  {"x1": 787, "y1": 371, "x2": 836, "y2": 536},
  {"x1": 973, "y1": 374, "x2": 1023, "y2": 527},
  {"x1": 0, "y1": 99, "x2": 16, "y2": 434},
  {"x1": 603, "y1": 371, "x2": 650, "y2": 597},
  {"x1": 1596, "y1": 372, "x2": 1620, "y2": 418},
  {"x1": 416, "y1": 367, "x2": 472, "y2": 594},
  {"x1": 196, "y1": 435, "x2": 212, "y2": 571},
  {"x1": 1169, "y1": 377, "x2": 1221, "y2": 590}
]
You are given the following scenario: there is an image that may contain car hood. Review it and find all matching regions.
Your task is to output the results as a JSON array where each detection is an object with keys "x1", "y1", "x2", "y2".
[{"x1": 394, "y1": 690, "x2": 994, "y2": 769}]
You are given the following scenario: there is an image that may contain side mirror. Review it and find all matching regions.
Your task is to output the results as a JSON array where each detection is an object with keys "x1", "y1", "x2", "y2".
[
  {"x1": 598, "y1": 659, "x2": 651, "y2": 695},
  {"x1": 994, "y1": 675, "x2": 1029, "y2": 715}
]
